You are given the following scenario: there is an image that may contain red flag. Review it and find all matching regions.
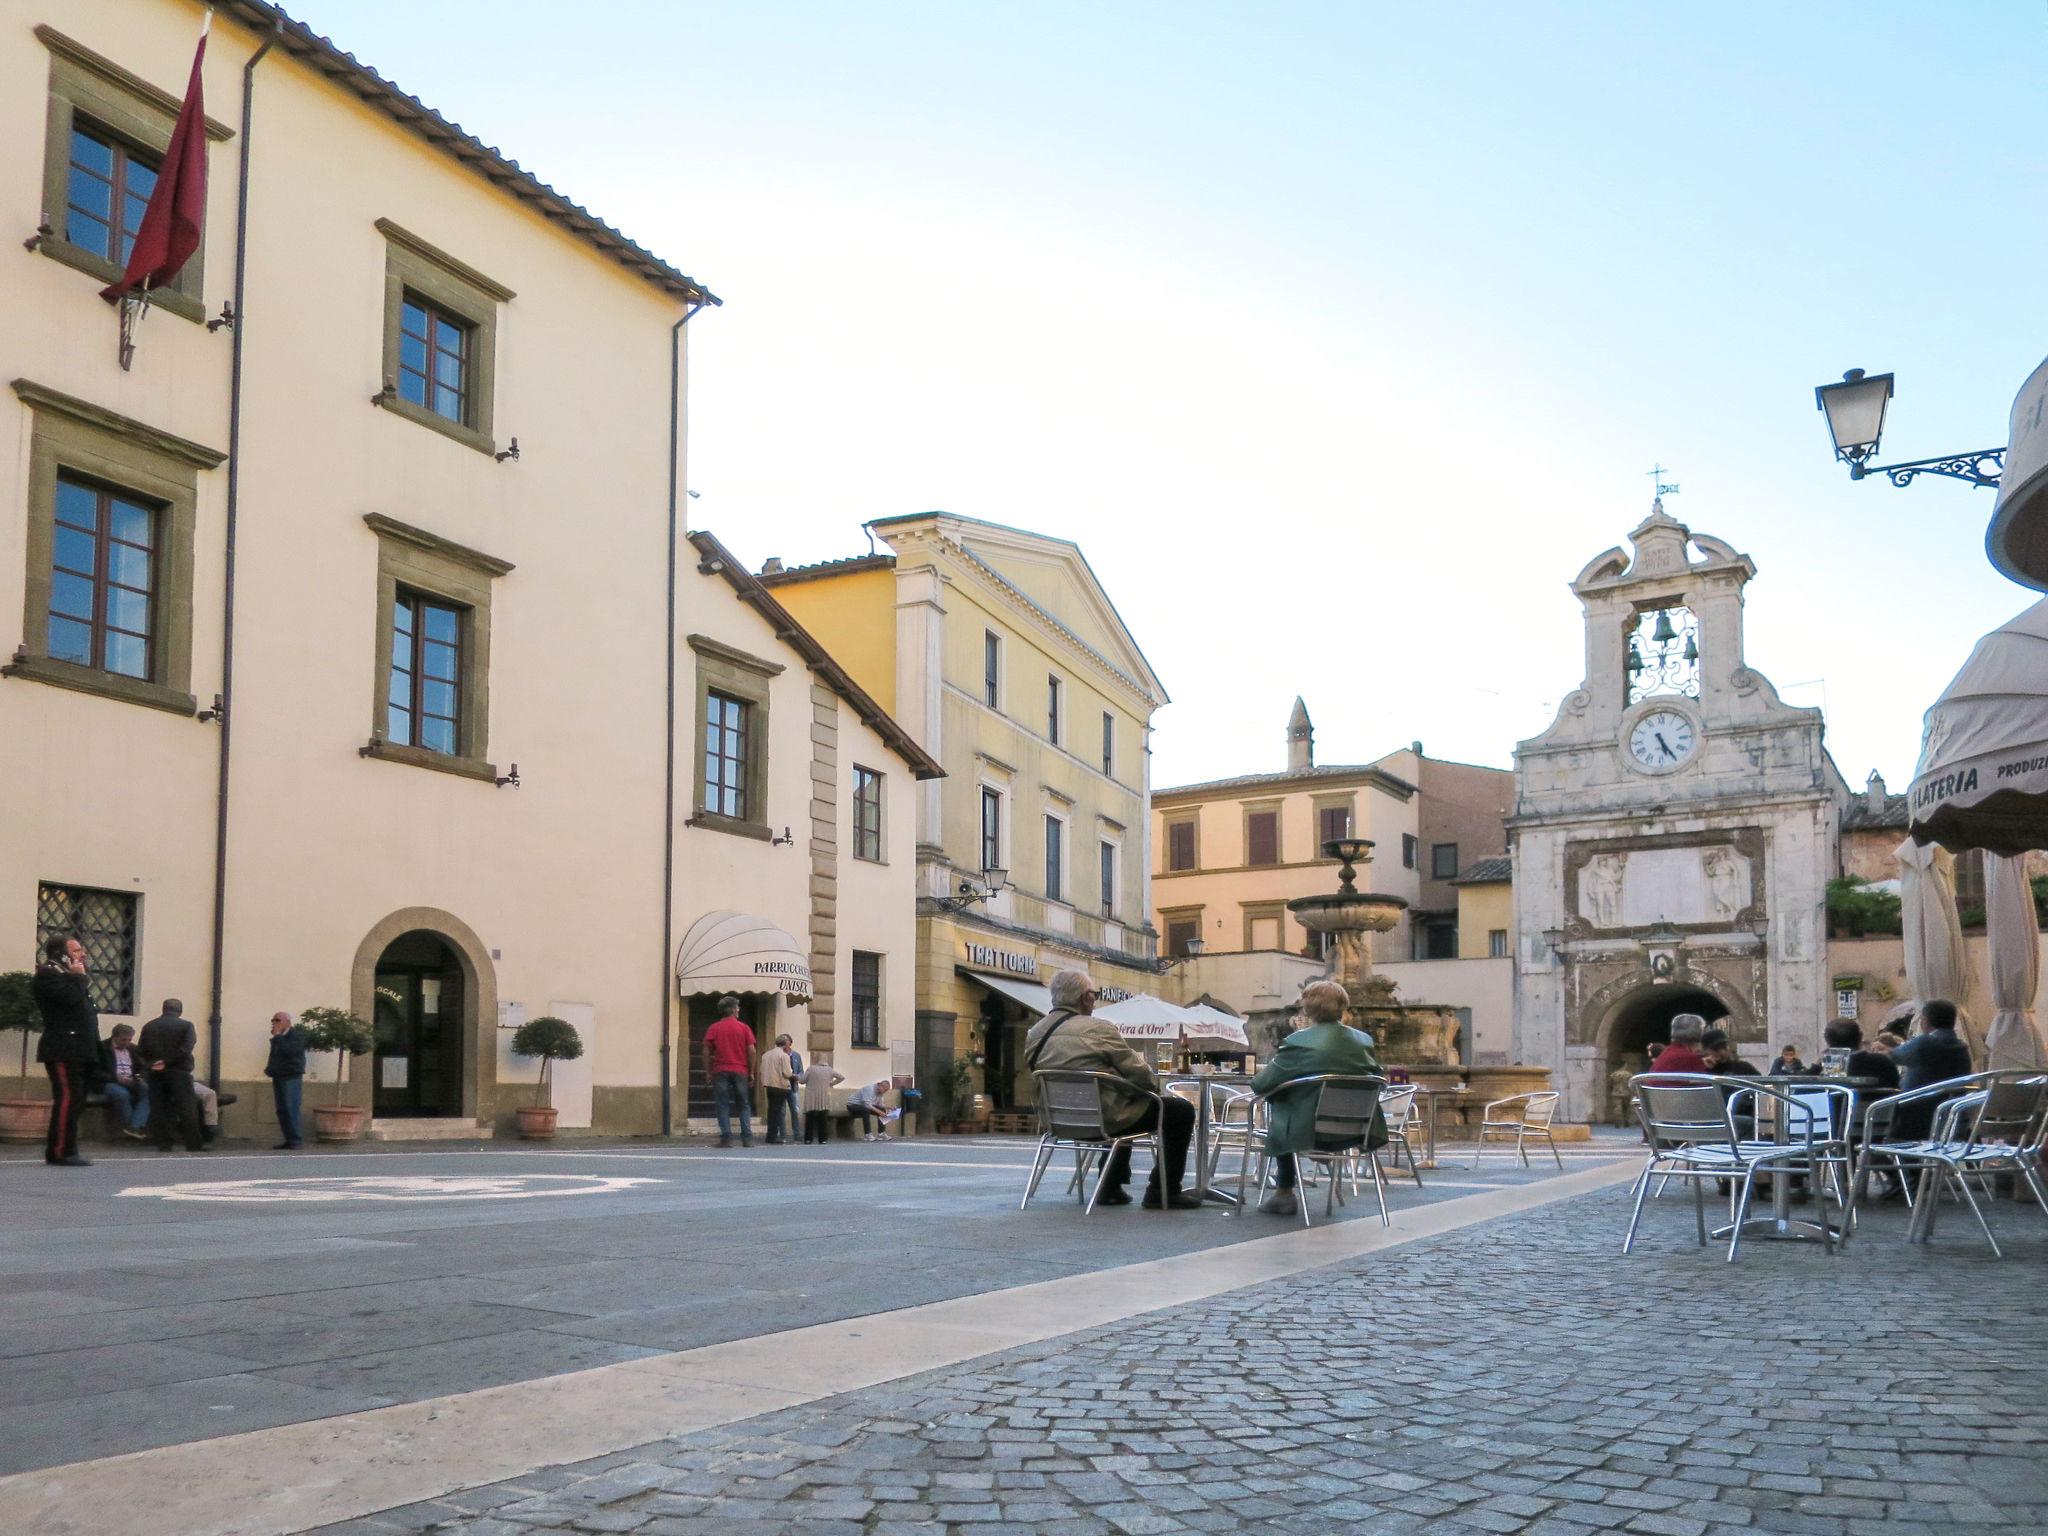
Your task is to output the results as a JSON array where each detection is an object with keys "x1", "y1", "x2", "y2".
[{"x1": 100, "y1": 20, "x2": 209, "y2": 303}]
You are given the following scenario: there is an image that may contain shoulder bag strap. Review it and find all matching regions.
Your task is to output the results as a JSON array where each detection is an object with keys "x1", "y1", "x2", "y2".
[{"x1": 1026, "y1": 1009, "x2": 1078, "y2": 1072}]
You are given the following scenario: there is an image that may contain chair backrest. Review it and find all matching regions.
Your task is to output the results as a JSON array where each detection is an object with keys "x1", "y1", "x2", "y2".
[
  {"x1": 1379, "y1": 1084, "x2": 1417, "y2": 1132},
  {"x1": 1033, "y1": 1070, "x2": 1115, "y2": 1140},
  {"x1": 1964, "y1": 1074, "x2": 2048, "y2": 1147},
  {"x1": 1632, "y1": 1075, "x2": 1732, "y2": 1148},
  {"x1": 1164, "y1": 1080, "x2": 1203, "y2": 1108},
  {"x1": 1304, "y1": 1074, "x2": 1385, "y2": 1146},
  {"x1": 1785, "y1": 1087, "x2": 1835, "y2": 1142},
  {"x1": 1519, "y1": 1091, "x2": 1561, "y2": 1128},
  {"x1": 1733, "y1": 1080, "x2": 1851, "y2": 1150}
]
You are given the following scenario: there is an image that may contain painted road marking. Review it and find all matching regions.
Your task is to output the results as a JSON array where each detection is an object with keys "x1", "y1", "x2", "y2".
[{"x1": 115, "y1": 1173, "x2": 663, "y2": 1203}]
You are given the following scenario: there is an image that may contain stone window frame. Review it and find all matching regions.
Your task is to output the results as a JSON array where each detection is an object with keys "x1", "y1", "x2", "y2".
[
  {"x1": 1241, "y1": 900, "x2": 1289, "y2": 953},
  {"x1": 851, "y1": 763, "x2": 886, "y2": 863},
  {"x1": 33, "y1": 27, "x2": 232, "y2": 323},
  {"x1": 850, "y1": 950, "x2": 883, "y2": 1049},
  {"x1": 1163, "y1": 812, "x2": 1199, "y2": 873},
  {"x1": 1243, "y1": 799, "x2": 1283, "y2": 868},
  {"x1": 1042, "y1": 807, "x2": 1068, "y2": 905},
  {"x1": 374, "y1": 219, "x2": 512, "y2": 457},
  {"x1": 1097, "y1": 830, "x2": 1121, "y2": 918},
  {"x1": 1488, "y1": 928, "x2": 1509, "y2": 959},
  {"x1": 685, "y1": 634, "x2": 782, "y2": 841},
  {"x1": 1312, "y1": 793, "x2": 1356, "y2": 855},
  {"x1": 1160, "y1": 906, "x2": 1204, "y2": 960},
  {"x1": 362, "y1": 513, "x2": 512, "y2": 783},
  {"x1": 5, "y1": 380, "x2": 220, "y2": 715}
]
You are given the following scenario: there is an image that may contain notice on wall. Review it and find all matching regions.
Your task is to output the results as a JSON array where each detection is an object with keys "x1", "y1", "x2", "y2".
[
  {"x1": 498, "y1": 1000, "x2": 525, "y2": 1031},
  {"x1": 381, "y1": 1057, "x2": 408, "y2": 1090}
]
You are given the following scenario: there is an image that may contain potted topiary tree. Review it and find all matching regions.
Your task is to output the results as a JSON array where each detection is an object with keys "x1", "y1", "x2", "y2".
[
  {"x1": 0, "y1": 971, "x2": 50, "y2": 1145},
  {"x1": 297, "y1": 1005, "x2": 375, "y2": 1142},
  {"x1": 509, "y1": 1015, "x2": 583, "y2": 1139}
]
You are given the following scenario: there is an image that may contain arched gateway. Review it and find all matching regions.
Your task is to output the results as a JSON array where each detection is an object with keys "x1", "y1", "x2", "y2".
[{"x1": 350, "y1": 908, "x2": 498, "y2": 1123}]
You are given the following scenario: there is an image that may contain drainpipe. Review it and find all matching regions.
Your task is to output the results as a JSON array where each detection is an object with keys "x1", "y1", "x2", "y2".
[
  {"x1": 661, "y1": 298, "x2": 709, "y2": 1135},
  {"x1": 204, "y1": 18, "x2": 280, "y2": 1088}
]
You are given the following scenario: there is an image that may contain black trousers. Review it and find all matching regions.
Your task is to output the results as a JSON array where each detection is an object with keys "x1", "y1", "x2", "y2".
[
  {"x1": 43, "y1": 1061, "x2": 87, "y2": 1161},
  {"x1": 803, "y1": 1109, "x2": 830, "y2": 1143},
  {"x1": 1103, "y1": 1096, "x2": 1196, "y2": 1193},
  {"x1": 149, "y1": 1069, "x2": 203, "y2": 1150}
]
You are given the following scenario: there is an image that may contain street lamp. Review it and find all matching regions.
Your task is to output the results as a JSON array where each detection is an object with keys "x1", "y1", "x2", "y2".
[
  {"x1": 938, "y1": 866, "x2": 1007, "y2": 912},
  {"x1": 1814, "y1": 368, "x2": 2005, "y2": 489}
]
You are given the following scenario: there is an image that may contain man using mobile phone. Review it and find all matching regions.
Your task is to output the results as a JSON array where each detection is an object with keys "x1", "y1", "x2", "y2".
[{"x1": 30, "y1": 935, "x2": 100, "y2": 1166}]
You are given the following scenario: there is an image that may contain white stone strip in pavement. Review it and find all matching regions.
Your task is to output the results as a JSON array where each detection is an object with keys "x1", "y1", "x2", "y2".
[{"x1": 0, "y1": 1158, "x2": 1640, "y2": 1536}]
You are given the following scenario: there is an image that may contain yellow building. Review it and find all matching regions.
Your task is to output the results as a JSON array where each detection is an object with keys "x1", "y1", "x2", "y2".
[
  {"x1": 1453, "y1": 858, "x2": 1514, "y2": 960},
  {"x1": 761, "y1": 512, "x2": 1168, "y2": 1112},
  {"x1": 1, "y1": 0, "x2": 934, "y2": 1138}
]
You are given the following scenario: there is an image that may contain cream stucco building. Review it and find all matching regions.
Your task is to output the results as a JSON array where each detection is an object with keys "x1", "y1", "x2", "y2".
[
  {"x1": 761, "y1": 512, "x2": 1168, "y2": 1115},
  {"x1": 1, "y1": 0, "x2": 933, "y2": 1138}
]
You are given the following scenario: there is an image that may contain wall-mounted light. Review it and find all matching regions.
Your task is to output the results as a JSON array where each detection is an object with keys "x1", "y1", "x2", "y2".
[
  {"x1": 939, "y1": 866, "x2": 1007, "y2": 911},
  {"x1": 1540, "y1": 926, "x2": 1565, "y2": 956},
  {"x1": 494, "y1": 437, "x2": 521, "y2": 463},
  {"x1": 196, "y1": 694, "x2": 226, "y2": 724},
  {"x1": 1814, "y1": 368, "x2": 2004, "y2": 489},
  {"x1": 206, "y1": 301, "x2": 237, "y2": 334},
  {"x1": 771, "y1": 826, "x2": 795, "y2": 846},
  {"x1": 495, "y1": 763, "x2": 521, "y2": 789}
]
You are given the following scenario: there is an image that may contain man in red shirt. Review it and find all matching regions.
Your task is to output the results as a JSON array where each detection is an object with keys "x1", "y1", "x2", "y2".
[
  {"x1": 702, "y1": 996, "x2": 757, "y2": 1148},
  {"x1": 1648, "y1": 1014, "x2": 1711, "y2": 1075}
]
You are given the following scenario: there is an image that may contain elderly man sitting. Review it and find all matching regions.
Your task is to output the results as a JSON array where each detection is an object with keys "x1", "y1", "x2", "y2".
[
  {"x1": 1024, "y1": 968, "x2": 1200, "y2": 1208},
  {"x1": 1250, "y1": 980, "x2": 1388, "y2": 1217}
]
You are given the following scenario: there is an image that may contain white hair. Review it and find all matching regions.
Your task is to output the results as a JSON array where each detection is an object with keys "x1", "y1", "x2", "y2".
[{"x1": 1048, "y1": 969, "x2": 1095, "y2": 1008}]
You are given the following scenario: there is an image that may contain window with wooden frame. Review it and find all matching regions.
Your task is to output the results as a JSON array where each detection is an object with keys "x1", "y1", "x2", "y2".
[
  {"x1": 1046, "y1": 673, "x2": 1063, "y2": 746},
  {"x1": 980, "y1": 787, "x2": 1003, "y2": 873},
  {"x1": 1044, "y1": 814, "x2": 1066, "y2": 902},
  {"x1": 1101, "y1": 710, "x2": 1115, "y2": 777},
  {"x1": 1163, "y1": 914, "x2": 1201, "y2": 959},
  {"x1": 1099, "y1": 839, "x2": 1117, "y2": 915},
  {"x1": 387, "y1": 589, "x2": 465, "y2": 756},
  {"x1": 1432, "y1": 842, "x2": 1460, "y2": 880},
  {"x1": 35, "y1": 26, "x2": 224, "y2": 319},
  {"x1": 704, "y1": 691, "x2": 751, "y2": 820},
  {"x1": 1165, "y1": 816, "x2": 1198, "y2": 872},
  {"x1": 1245, "y1": 808, "x2": 1280, "y2": 867},
  {"x1": 853, "y1": 765, "x2": 884, "y2": 862},
  {"x1": 851, "y1": 951, "x2": 882, "y2": 1048},
  {"x1": 10, "y1": 380, "x2": 214, "y2": 716},
  {"x1": 983, "y1": 629, "x2": 1002, "y2": 709},
  {"x1": 1316, "y1": 801, "x2": 1352, "y2": 852},
  {"x1": 47, "y1": 473, "x2": 157, "y2": 682},
  {"x1": 376, "y1": 219, "x2": 509, "y2": 455},
  {"x1": 36, "y1": 881, "x2": 139, "y2": 1016},
  {"x1": 1402, "y1": 833, "x2": 1419, "y2": 869},
  {"x1": 365, "y1": 513, "x2": 510, "y2": 782},
  {"x1": 1489, "y1": 929, "x2": 1509, "y2": 958},
  {"x1": 684, "y1": 634, "x2": 779, "y2": 837}
]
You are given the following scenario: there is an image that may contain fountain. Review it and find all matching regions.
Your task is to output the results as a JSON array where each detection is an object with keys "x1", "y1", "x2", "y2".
[{"x1": 1287, "y1": 838, "x2": 1555, "y2": 1136}]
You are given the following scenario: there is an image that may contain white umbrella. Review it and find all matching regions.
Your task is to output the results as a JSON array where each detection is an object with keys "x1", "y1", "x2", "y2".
[
  {"x1": 1908, "y1": 598, "x2": 2048, "y2": 858},
  {"x1": 1180, "y1": 1002, "x2": 1252, "y2": 1049},
  {"x1": 1095, "y1": 993, "x2": 1201, "y2": 1040},
  {"x1": 1983, "y1": 853, "x2": 2046, "y2": 1069},
  {"x1": 1895, "y1": 838, "x2": 1981, "y2": 1057}
]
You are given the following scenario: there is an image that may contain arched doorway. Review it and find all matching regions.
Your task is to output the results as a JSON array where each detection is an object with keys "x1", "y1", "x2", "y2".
[
  {"x1": 1600, "y1": 985, "x2": 1729, "y2": 1123},
  {"x1": 371, "y1": 930, "x2": 467, "y2": 1117}
]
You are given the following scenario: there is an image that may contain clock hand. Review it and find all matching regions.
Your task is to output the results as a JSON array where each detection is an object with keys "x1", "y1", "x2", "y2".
[{"x1": 1655, "y1": 731, "x2": 1676, "y2": 761}]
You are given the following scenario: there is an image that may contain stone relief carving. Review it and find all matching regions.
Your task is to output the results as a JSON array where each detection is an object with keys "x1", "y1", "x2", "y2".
[{"x1": 1564, "y1": 828, "x2": 1765, "y2": 938}]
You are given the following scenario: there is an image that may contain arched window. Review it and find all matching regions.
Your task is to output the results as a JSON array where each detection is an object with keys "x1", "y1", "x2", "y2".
[{"x1": 1625, "y1": 603, "x2": 1699, "y2": 703}]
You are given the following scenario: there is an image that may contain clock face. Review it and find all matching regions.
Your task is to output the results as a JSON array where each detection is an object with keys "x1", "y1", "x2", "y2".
[{"x1": 1628, "y1": 710, "x2": 1697, "y2": 770}]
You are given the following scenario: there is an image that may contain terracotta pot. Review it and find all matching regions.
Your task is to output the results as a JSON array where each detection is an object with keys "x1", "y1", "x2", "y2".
[
  {"x1": 312, "y1": 1104, "x2": 368, "y2": 1143},
  {"x1": 515, "y1": 1105, "x2": 558, "y2": 1140},
  {"x1": 0, "y1": 1099, "x2": 52, "y2": 1145}
]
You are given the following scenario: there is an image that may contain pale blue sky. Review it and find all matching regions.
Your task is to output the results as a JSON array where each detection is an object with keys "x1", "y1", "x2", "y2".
[{"x1": 317, "y1": 1, "x2": 2045, "y2": 790}]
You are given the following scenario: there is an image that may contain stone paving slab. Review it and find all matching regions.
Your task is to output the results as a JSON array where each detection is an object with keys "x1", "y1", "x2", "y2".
[{"x1": 316, "y1": 1181, "x2": 2048, "y2": 1535}]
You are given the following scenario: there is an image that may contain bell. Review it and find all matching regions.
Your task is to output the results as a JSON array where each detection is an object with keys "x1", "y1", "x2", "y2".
[
  {"x1": 1627, "y1": 640, "x2": 1645, "y2": 674},
  {"x1": 1683, "y1": 635, "x2": 1698, "y2": 663},
  {"x1": 1651, "y1": 609, "x2": 1677, "y2": 644}
]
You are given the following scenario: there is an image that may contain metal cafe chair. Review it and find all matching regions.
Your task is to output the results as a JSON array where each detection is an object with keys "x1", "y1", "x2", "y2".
[
  {"x1": 1020, "y1": 1070, "x2": 1167, "y2": 1215},
  {"x1": 1624, "y1": 1074, "x2": 1853, "y2": 1261},
  {"x1": 1202, "y1": 1084, "x2": 1261, "y2": 1189},
  {"x1": 1377, "y1": 1084, "x2": 1424, "y2": 1186},
  {"x1": 1469, "y1": 1090, "x2": 1564, "y2": 1170},
  {"x1": 1850, "y1": 1072, "x2": 2048, "y2": 1258},
  {"x1": 1234, "y1": 1073, "x2": 1389, "y2": 1229}
]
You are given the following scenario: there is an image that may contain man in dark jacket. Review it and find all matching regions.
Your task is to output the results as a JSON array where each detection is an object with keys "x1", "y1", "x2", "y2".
[
  {"x1": 137, "y1": 999, "x2": 205, "y2": 1153},
  {"x1": 265, "y1": 1011, "x2": 308, "y2": 1150},
  {"x1": 30, "y1": 935, "x2": 100, "y2": 1166},
  {"x1": 1888, "y1": 999, "x2": 1974, "y2": 1140}
]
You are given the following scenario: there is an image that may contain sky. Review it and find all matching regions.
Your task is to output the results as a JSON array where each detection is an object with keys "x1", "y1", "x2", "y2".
[{"x1": 316, "y1": 0, "x2": 2047, "y2": 790}]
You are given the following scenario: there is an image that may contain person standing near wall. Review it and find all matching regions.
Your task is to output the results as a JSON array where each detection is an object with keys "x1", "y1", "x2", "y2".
[
  {"x1": 265, "y1": 1011, "x2": 307, "y2": 1150},
  {"x1": 801, "y1": 1053, "x2": 844, "y2": 1144},
  {"x1": 30, "y1": 935, "x2": 100, "y2": 1166},
  {"x1": 702, "y1": 996, "x2": 756, "y2": 1148},
  {"x1": 138, "y1": 999, "x2": 205, "y2": 1154},
  {"x1": 759, "y1": 1034, "x2": 795, "y2": 1144}
]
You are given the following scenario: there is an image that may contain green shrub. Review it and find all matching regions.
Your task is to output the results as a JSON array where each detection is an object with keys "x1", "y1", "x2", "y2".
[
  {"x1": 510, "y1": 1015, "x2": 583, "y2": 1106},
  {"x1": 0, "y1": 971, "x2": 35, "y2": 1079},
  {"x1": 1827, "y1": 876, "x2": 1902, "y2": 938},
  {"x1": 297, "y1": 1006, "x2": 374, "y2": 1103}
]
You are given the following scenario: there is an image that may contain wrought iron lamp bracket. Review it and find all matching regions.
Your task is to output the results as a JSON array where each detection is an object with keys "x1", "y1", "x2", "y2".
[{"x1": 1846, "y1": 446, "x2": 2005, "y2": 490}]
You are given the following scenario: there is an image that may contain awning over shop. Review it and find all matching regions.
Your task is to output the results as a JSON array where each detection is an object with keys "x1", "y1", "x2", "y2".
[
  {"x1": 676, "y1": 910, "x2": 812, "y2": 1002},
  {"x1": 958, "y1": 968, "x2": 1052, "y2": 1016},
  {"x1": 1908, "y1": 597, "x2": 2048, "y2": 857}
]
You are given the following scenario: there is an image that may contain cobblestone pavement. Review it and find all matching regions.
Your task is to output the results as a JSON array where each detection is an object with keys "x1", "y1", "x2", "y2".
[{"x1": 320, "y1": 1182, "x2": 2048, "y2": 1536}]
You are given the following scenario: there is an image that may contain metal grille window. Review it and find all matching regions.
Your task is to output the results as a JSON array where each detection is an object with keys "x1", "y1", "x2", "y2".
[
  {"x1": 389, "y1": 591, "x2": 464, "y2": 755},
  {"x1": 66, "y1": 121, "x2": 157, "y2": 267},
  {"x1": 705, "y1": 691, "x2": 751, "y2": 819},
  {"x1": 980, "y1": 787, "x2": 1003, "y2": 872},
  {"x1": 1167, "y1": 819, "x2": 1197, "y2": 872},
  {"x1": 853, "y1": 766, "x2": 884, "y2": 862},
  {"x1": 983, "y1": 630, "x2": 1001, "y2": 708},
  {"x1": 49, "y1": 474, "x2": 157, "y2": 681},
  {"x1": 398, "y1": 293, "x2": 473, "y2": 424},
  {"x1": 1044, "y1": 815, "x2": 1065, "y2": 901},
  {"x1": 851, "y1": 951, "x2": 881, "y2": 1048},
  {"x1": 1625, "y1": 603, "x2": 1700, "y2": 704},
  {"x1": 36, "y1": 883, "x2": 138, "y2": 1015}
]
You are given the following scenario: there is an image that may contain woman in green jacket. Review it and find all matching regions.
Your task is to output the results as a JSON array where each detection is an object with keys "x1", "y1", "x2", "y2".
[{"x1": 1251, "y1": 980, "x2": 1387, "y2": 1215}]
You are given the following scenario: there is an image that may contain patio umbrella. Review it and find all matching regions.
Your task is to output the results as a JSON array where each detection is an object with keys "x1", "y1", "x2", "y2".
[
  {"x1": 1094, "y1": 993, "x2": 1201, "y2": 1041},
  {"x1": 1895, "y1": 838, "x2": 1981, "y2": 1056},
  {"x1": 1983, "y1": 853, "x2": 2045, "y2": 1069},
  {"x1": 1908, "y1": 598, "x2": 2048, "y2": 858},
  {"x1": 1179, "y1": 1001, "x2": 1252, "y2": 1050}
]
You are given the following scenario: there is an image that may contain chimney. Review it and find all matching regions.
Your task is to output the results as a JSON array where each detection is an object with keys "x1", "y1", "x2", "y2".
[
  {"x1": 1866, "y1": 770, "x2": 1886, "y2": 816},
  {"x1": 1287, "y1": 696, "x2": 1313, "y2": 772},
  {"x1": 760, "y1": 556, "x2": 784, "y2": 576},
  {"x1": 1412, "y1": 740, "x2": 1424, "y2": 757}
]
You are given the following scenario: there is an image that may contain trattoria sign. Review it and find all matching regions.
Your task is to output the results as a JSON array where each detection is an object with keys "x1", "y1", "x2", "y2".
[{"x1": 963, "y1": 941, "x2": 1037, "y2": 976}]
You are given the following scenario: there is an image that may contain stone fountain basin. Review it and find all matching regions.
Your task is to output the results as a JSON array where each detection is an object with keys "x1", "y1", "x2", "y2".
[{"x1": 1287, "y1": 892, "x2": 1409, "y2": 933}]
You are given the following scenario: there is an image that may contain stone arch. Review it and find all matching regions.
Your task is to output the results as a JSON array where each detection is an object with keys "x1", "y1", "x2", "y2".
[
  {"x1": 349, "y1": 907, "x2": 499, "y2": 1121},
  {"x1": 1579, "y1": 966, "x2": 1758, "y2": 1124}
]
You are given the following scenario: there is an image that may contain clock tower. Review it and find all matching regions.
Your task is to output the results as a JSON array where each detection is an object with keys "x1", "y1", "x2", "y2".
[{"x1": 1509, "y1": 502, "x2": 1850, "y2": 1122}]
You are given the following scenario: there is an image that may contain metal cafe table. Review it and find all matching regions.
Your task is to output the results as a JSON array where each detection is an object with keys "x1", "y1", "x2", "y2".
[
  {"x1": 1710, "y1": 1073, "x2": 1881, "y2": 1246},
  {"x1": 1161, "y1": 1071, "x2": 1256, "y2": 1206}
]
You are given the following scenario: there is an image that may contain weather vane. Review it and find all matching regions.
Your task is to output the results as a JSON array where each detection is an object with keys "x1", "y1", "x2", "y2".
[{"x1": 1647, "y1": 463, "x2": 1680, "y2": 499}]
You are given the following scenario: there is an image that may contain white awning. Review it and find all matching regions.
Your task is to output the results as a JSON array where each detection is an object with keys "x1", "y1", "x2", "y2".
[
  {"x1": 1909, "y1": 597, "x2": 2048, "y2": 856},
  {"x1": 1097, "y1": 994, "x2": 1252, "y2": 1049},
  {"x1": 958, "y1": 968, "x2": 1051, "y2": 1016},
  {"x1": 675, "y1": 910, "x2": 811, "y2": 1002}
]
